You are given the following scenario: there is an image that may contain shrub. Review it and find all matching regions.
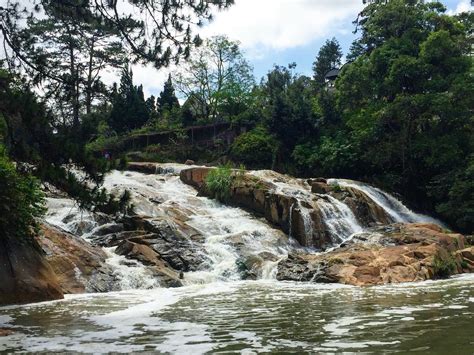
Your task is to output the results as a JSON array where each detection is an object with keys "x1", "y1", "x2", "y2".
[
  {"x1": 205, "y1": 164, "x2": 233, "y2": 202},
  {"x1": 230, "y1": 127, "x2": 278, "y2": 168},
  {"x1": 432, "y1": 253, "x2": 457, "y2": 279},
  {"x1": 0, "y1": 146, "x2": 45, "y2": 241}
]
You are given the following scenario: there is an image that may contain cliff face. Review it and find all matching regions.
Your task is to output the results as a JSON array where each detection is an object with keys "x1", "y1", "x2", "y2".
[{"x1": 0, "y1": 234, "x2": 63, "y2": 306}]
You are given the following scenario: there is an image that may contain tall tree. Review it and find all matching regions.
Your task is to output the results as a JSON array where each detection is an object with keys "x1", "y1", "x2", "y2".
[
  {"x1": 157, "y1": 74, "x2": 180, "y2": 114},
  {"x1": 108, "y1": 66, "x2": 149, "y2": 133},
  {"x1": 0, "y1": 0, "x2": 234, "y2": 128},
  {"x1": 174, "y1": 35, "x2": 254, "y2": 122},
  {"x1": 312, "y1": 38, "x2": 343, "y2": 89},
  {"x1": 335, "y1": 0, "x2": 474, "y2": 231}
]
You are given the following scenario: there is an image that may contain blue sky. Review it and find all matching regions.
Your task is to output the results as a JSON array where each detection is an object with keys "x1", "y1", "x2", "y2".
[
  {"x1": 132, "y1": 0, "x2": 471, "y2": 96},
  {"x1": 244, "y1": 0, "x2": 470, "y2": 79}
]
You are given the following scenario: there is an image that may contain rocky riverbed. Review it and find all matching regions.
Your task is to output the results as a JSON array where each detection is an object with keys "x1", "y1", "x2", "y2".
[{"x1": 1, "y1": 163, "x2": 473, "y2": 306}]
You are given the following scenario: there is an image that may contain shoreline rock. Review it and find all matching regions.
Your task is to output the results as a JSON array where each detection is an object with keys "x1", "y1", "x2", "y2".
[
  {"x1": 0, "y1": 233, "x2": 63, "y2": 306},
  {"x1": 277, "y1": 223, "x2": 472, "y2": 286}
]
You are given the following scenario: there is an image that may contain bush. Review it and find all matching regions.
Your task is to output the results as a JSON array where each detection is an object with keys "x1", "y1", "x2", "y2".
[
  {"x1": 432, "y1": 253, "x2": 457, "y2": 279},
  {"x1": 0, "y1": 146, "x2": 45, "y2": 241},
  {"x1": 205, "y1": 164, "x2": 233, "y2": 201},
  {"x1": 230, "y1": 127, "x2": 278, "y2": 168}
]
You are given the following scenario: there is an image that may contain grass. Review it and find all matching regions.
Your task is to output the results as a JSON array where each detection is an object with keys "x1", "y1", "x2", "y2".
[{"x1": 205, "y1": 164, "x2": 233, "y2": 202}]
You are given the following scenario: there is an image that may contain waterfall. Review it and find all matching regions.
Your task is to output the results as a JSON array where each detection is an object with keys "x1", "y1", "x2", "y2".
[
  {"x1": 45, "y1": 166, "x2": 446, "y2": 291},
  {"x1": 317, "y1": 196, "x2": 363, "y2": 243},
  {"x1": 327, "y1": 179, "x2": 444, "y2": 226},
  {"x1": 46, "y1": 165, "x2": 288, "y2": 288},
  {"x1": 250, "y1": 170, "x2": 364, "y2": 245}
]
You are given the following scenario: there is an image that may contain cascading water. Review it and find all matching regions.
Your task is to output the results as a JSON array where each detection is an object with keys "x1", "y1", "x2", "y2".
[
  {"x1": 45, "y1": 167, "x2": 447, "y2": 290},
  {"x1": 46, "y1": 166, "x2": 288, "y2": 288},
  {"x1": 250, "y1": 170, "x2": 364, "y2": 245},
  {"x1": 327, "y1": 178, "x2": 444, "y2": 226},
  {"x1": 316, "y1": 196, "x2": 363, "y2": 244}
]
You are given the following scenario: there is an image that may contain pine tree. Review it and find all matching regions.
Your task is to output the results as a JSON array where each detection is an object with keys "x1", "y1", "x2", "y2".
[
  {"x1": 312, "y1": 38, "x2": 343, "y2": 89},
  {"x1": 157, "y1": 74, "x2": 180, "y2": 114},
  {"x1": 108, "y1": 67, "x2": 149, "y2": 133}
]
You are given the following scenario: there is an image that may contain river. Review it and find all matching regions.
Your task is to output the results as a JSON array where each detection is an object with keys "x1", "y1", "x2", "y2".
[
  {"x1": 1, "y1": 276, "x2": 473, "y2": 353},
  {"x1": 0, "y1": 166, "x2": 472, "y2": 353}
]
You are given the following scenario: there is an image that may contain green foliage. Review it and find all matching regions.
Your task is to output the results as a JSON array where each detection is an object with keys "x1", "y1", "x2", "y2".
[
  {"x1": 432, "y1": 253, "x2": 457, "y2": 279},
  {"x1": 260, "y1": 65, "x2": 316, "y2": 157},
  {"x1": 174, "y1": 35, "x2": 255, "y2": 123},
  {"x1": 108, "y1": 67, "x2": 150, "y2": 133},
  {"x1": 313, "y1": 38, "x2": 343, "y2": 89},
  {"x1": 0, "y1": 145, "x2": 45, "y2": 241},
  {"x1": 230, "y1": 127, "x2": 278, "y2": 168},
  {"x1": 205, "y1": 165, "x2": 233, "y2": 202},
  {"x1": 433, "y1": 156, "x2": 474, "y2": 233},
  {"x1": 157, "y1": 74, "x2": 180, "y2": 114}
]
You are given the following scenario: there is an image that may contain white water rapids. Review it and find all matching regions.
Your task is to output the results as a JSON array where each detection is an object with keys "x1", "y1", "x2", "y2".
[
  {"x1": 3, "y1": 164, "x2": 470, "y2": 354},
  {"x1": 46, "y1": 165, "x2": 289, "y2": 289},
  {"x1": 45, "y1": 165, "x2": 446, "y2": 290}
]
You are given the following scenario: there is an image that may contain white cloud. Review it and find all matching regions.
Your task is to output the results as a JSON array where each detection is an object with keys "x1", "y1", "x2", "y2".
[
  {"x1": 447, "y1": 0, "x2": 472, "y2": 14},
  {"x1": 105, "y1": 0, "x2": 366, "y2": 95},
  {"x1": 201, "y1": 0, "x2": 363, "y2": 53}
]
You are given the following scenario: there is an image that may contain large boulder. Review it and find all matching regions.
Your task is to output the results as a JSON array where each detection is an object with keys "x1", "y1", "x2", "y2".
[
  {"x1": 277, "y1": 223, "x2": 468, "y2": 286},
  {"x1": 180, "y1": 167, "x2": 213, "y2": 189},
  {"x1": 0, "y1": 233, "x2": 63, "y2": 306},
  {"x1": 127, "y1": 162, "x2": 159, "y2": 174},
  {"x1": 38, "y1": 224, "x2": 117, "y2": 293}
]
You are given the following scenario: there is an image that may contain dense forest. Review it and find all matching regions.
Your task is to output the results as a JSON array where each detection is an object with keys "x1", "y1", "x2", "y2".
[{"x1": 0, "y1": 0, "x2": 473, "y2": 250}]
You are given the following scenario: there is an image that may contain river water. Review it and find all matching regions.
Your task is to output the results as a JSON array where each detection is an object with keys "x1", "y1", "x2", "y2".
[
  {"x1": 0, "y1": 167, "x2": 472, "y2": 353},
  {"x1": 1, "y1": 275, "x2": 473, "y2": 353}
]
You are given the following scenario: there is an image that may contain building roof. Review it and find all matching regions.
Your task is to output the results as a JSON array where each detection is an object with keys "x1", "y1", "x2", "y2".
[{"x1": 324, "y1": 68, "x2": 340, "y2": 81}]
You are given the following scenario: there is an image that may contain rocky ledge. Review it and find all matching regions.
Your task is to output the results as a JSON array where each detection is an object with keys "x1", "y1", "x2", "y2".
[
  {"x1": 180, "y1": 167, "x2": 474, "y2": 285},
  {"x1": 0, "y1": 232, "x2": 63, "y2": 306},
  {"x1": 180, "y1": 167, "x2": 394, "y2": 249},
  {"x1": 277, "y1": 223, "x2": 474, "y2": 285}
]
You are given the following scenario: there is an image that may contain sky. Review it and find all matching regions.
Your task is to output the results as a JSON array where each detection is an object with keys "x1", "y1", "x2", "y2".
[{"x1": 126, "y1": 0, "x2": 471, "y2": 97}]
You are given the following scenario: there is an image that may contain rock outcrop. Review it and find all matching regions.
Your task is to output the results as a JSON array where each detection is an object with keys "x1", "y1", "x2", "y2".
[
  {"x1": 277, "y1": 223, "x2": 472, "y2": 286},
  {"x1": 0, "y1": 234, "x2": 63, "y2": 306},
  {"x1": 88, "y1": 216, "x2": 208, "y2": 287},
  {"x1": 37, "y1": 224, "x2": 117, "y2": 293},
  {"x1": 180, "y1": 167, "x2": 394, "y2": 249}
]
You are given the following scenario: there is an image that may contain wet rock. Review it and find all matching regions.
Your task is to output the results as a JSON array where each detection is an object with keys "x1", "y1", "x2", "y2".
[
  {"x1": 0, "y1": 328, "x2": 14, "y2": 337},
  {"x1": 455, "y1": 247, "x2": 474, "y2": 271},
  {"x1": 38, "y1": 224, "x2": 117, "y2": 294},
  {"x1": 307, "y1": 178, "x2": 327, "y2": 185},
  {"x1": 115, "y1": 239, "x2": 183, "y2": 287},
  {"x1": 127, "y1": 162, "x2": 159, "y2": 174},
  {"x1": 92, "y1": 223, "x2": 124, "y2": 236},
  {"x1": 0, "y1": 230, "x2": 63, "y2": 306},
  {"x1": 277, "y1": 223, "x2": 468, "y2": 286},
  {"x1": 185, "y1": 159, "x2": 195, "y2": 165},
  {"x1": 311, "y1": 182, "x2": 332, "y2": 194},
  {"x1": 180, "y1": 167, "x2": 213, "y2": 189},
  {"x1": 90, "y1": 230, "x2": 148, "y2": 247}
]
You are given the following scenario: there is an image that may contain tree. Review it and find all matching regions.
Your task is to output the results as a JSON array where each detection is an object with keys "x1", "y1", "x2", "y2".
[
  {"x1": 157, "y1": 74, "x2": 180, "y2": 114},
  {"x1": 0, "y1": 144, "x2": 44, "y2": 241},
  {"x1": 174, "y1": 35, "x2": 254, "y2": 122},
  {"x1": 334, "y1": 0, "x2": 474, "y2": 231},
  {"x1": 312, "y1": 38, "x2": 343, "y2": 89},
  {"x1": 1, "y1": 0, "x2": 235, "y2": 70},
  {"x1": 2, "y1": 2, "x2": 127, "y2": 127},
  {"x1": 108, "y1": 66, "x2": 149, "y2": 133},
  {"x1": 261, "y1": 65, "x2": 315, "y2": 153}
]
